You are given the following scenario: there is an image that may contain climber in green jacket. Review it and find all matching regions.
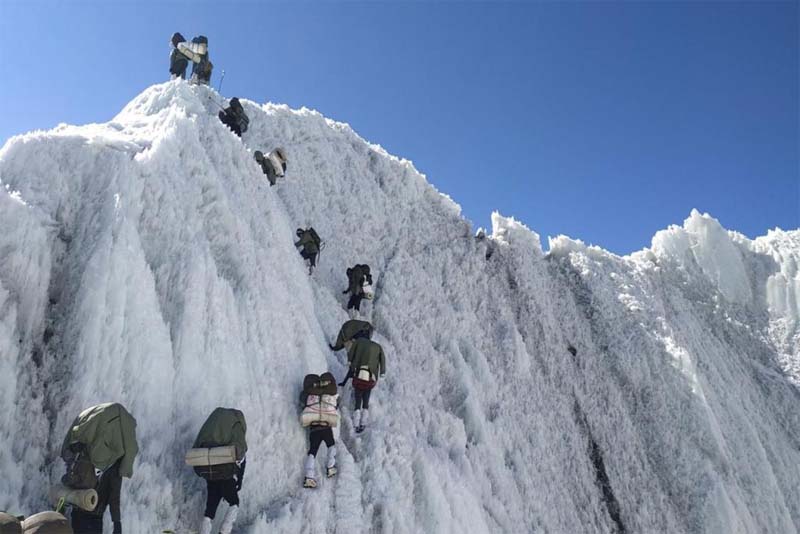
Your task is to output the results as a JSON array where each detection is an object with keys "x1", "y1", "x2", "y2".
[{"x1": 344, "y1": 333, "x2": 386, "y2": 433}]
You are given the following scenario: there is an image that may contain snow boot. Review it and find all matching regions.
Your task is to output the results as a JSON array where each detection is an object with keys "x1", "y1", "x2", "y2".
[
  {"x1": 353, "y1": 410, "x2": 362, "y2": 432},
  {"x1": 303, "y1": 477, "x2": 318, "y2": 489},
  {"x1": 199, "y1": 517, "x2": 212, "y2": 534},
  {"x1": 304, "y1": 453, "x2": 317, "y2": 482},
  {"x1": 326, "y1": 445, "x2": 337, "y2": 477},
  {"x1": 356, "y1": 409, "x2": 369, "y2": 433},
  {"x1": 219, "y1": 505, "x2": 238, "y2": 534}
]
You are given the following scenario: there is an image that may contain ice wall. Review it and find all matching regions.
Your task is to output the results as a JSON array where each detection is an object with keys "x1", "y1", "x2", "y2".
[{"x1": 0, "y1": 81, "x2": 798, "y2": 534}]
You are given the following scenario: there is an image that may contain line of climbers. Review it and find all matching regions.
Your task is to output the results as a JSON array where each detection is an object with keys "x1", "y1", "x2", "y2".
[
  {"x1": 0, "y1": 32, "x2": 389, "y2": 534},
  {"x1": 8, "y1": 320, "x2": 387, "y2": 532}
]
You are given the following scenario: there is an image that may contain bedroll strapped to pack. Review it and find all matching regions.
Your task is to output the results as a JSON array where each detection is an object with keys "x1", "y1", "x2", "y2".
[
  {"x1": 192, "y1": 408, "x2": 247, "y2": 481},
  {"x1": 185, "y1": 445, "x2": 238, "y2": 467},
  {"x1": 20, "y1": 513, "x2": 71, "y2": 534},
  {"x1": 48, "y1": 485, "x2": 97, "y2": 512},
  {"x1": 0, "y1": 513, "x2": 22, "y2": 534}
]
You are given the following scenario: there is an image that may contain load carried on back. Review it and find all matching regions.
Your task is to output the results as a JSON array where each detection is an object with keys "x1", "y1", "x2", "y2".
[
  {"x1": 58, "y1": 403, "x2": 138, "y2": 534},
  {"x1": 18, "y1": 512, "x2": 72, "y2": 534},
  {"x1": 329, "y1": 319, "x2": 373, "y2": 352},
  {"x1": 169, "y1": 33, "x2": 211, "y2": 83},
  {"x1": 343, "y1": 264, "x2": 373, "y2": 316},
  {"x1": 218, "y1": 98, "x2": 249, "y2": 137},
  {"x1": 189, "y1": 35, "x2": 212, "y2": 85},
  {"x1": 294, "y1": 227, "x2": 322, "y2": 274},
  {"x1": 300, "y1": 373, "x2": 339, "y2": 428},
  {"x1": 254, "y1": 148, "x2": 288, "y2": 186},
  {"x1": 299, "y1": 373, "x2": 339, "y2": 489},
  {"x1": 187, "y1": 408, "x2": 247, "y2": 534}
]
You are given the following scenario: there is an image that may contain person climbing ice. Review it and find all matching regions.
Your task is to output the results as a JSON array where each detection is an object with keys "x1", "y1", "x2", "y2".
[
  {"x1": 294, "y1": 227, "x2": 322, "y2": 275},
  {"x1": 343, "y1": 264, "x2": 373, "y2": 317},
  {"x1": 188, "y1": 408, "x2": 247, "y2": 534},
  {"x1": 254, "y1": 148, "x2": 288, "y2": 186},
  {"x1": 343, "y1": 332, "x2": 386, "y2": 433},
  {"x1": 299, "y1": 373, "x2": 340, "y2": 488},
  {"x1": 218, "y1": 98, "x2": 249, "y2": 137}
]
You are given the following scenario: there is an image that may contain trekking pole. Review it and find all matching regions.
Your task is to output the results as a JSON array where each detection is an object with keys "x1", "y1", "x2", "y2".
[{"x1": 217, "y1": 69, "x2": 226, "y2": 93}]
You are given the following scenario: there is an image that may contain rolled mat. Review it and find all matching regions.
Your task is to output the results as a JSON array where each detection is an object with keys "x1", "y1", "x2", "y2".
[
  {"x1": 21, "y1": 512, "x2": 71, "y2": 534},
  {"x1": 0, "y1": 513, "x2": 22, "y2": 534},
  {"x1": 48, "y1": 484, "x2": 98, "y2": 512},
  {"x1": 185, "y1": 445, "x2": 237, "y2": 467}
]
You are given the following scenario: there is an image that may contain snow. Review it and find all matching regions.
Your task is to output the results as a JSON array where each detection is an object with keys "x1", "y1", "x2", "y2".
[{"x1": 1, "y1": 80, "x2": 799, "y2": 533}]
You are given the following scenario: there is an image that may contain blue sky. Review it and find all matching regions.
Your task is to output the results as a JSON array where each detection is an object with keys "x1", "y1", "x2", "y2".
[{"x1": 0, "y1": 1, "x2": 797, "y2": 254}]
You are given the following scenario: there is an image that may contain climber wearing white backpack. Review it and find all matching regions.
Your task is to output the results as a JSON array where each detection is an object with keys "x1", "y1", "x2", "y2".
[{"x1": 299, "y1": 373, "x2": 340, "y2": 489}]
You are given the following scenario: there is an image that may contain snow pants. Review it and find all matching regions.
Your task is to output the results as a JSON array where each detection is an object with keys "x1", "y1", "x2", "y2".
[
  {"x1": 301, "y1": 249, "x2": 317, "y2": 267},
  {"x1": 354, "y1": 388, "x2": 372, "y2": 410},
  {"x1": 308, "y1": 427, "x2": 335, "y2": 456},
  {"x1": 71, "y1": 510, "x2": 103, "y2": 534},
  {"x1": 347, "y1": 293, "x2": 364, "y2": 311},
  {"x1": 205, "y1": 479, "x2": 239, "y2": 519}
]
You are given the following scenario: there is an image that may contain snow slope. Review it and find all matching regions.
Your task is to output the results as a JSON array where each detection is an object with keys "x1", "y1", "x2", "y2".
[{"x1": 1, "y1": 81, "x2": 798, "y2": 533}]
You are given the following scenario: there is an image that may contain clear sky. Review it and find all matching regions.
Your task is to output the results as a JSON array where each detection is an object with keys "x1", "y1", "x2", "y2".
[{"x1": 0, "y1": 1, "x2": 797, "y2": 254}]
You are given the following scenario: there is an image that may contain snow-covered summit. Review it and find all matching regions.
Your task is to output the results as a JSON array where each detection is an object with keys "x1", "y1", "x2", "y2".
[{"x1": 1, "y1": 81, "x2": 798, "y2": 533}]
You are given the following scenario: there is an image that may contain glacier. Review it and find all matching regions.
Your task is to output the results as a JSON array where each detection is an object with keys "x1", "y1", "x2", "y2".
[{"x1": 0, "y1": 80, "x2": 798, "y2": 533}]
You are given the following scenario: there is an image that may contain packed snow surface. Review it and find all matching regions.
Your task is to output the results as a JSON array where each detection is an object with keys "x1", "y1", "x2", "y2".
[{"x1": 1, "y1": 81, "x2": 799, "y2": 533}]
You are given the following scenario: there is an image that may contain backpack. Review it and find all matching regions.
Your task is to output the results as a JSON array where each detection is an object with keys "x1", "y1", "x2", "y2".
[
  {"x1": 61, "y1": 447, "x2": 97, "y2": 490},
  {"x1": 301, "y1": 373, "x2": 339, "y2": 428},
  {"x1": 306, "y1": 227, "x2": 322, "y2": 249},
  {"x1": 352, "y1": 366, "x2": 377, "y2": 391},
  {"x1": 302, "y1": 373, "x2": 337, "y2": 396}
]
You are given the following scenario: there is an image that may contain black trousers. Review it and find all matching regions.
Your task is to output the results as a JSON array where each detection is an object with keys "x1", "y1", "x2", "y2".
[
  {"x1": 301, "y1": 249, "x2": 317, "y2": 267},
  {"x1": 354, "y1": 388, "x2": 372, "y2": 410},
  {"x1": 205, "y1": 479, "x2": 239, "y2": 519},
  {"x1": 347, "y1": 293, "x2": 364, "y2": 311},
  {"x1": 71, "y1": 511, "x2": 103, "y2": 534},
  {"x1": 308, "y1": 427, "x2": 335, "y2": 456}
]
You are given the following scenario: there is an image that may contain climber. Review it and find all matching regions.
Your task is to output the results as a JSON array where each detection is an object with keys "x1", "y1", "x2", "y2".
[
  {"x1": 218, "y1": 98, "x2": 249, "y2": 137},
  {"x1": 69, "y1": 461, "x2": 122, "y2": 534},
  {"x1": 299, "y1": 373, "x2": 339, "y2": 489},
  {"x1": 329, "y1": 319, "x2": 373, "y2": 352},
  {"x1": 294, "y1": 227, "x2": 321, "y2": 274},
  {"x1": 187, "y1": 408, "x2": 247, "y2": 534},
  {"x1": 189, "y1": 35, "x2": 212, "y2": 85},
  {"x1": 254, "y1": 148, "x2": 288, "y2": 186},
  {"x1": 343, "y1": 264, "x2": 373, "y2": 316},
  {"x1": 60, "y1": 403, "x2": 138, "y2": 534},
  {"x1": 169, "y1": 33, "x2": 208, "y2": 81},
  {"x1": 345, "y1": 332, "x2": 386, "y2": 433}
]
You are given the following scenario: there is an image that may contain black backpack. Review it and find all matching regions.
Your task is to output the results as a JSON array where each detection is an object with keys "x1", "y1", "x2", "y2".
[
  {"x1": 62, "y1": 446, "x2": 97, "y2": 490},
  {"x1": 307, "y1": 227, "x2": 321, "y2": 248},
  {"x1": 192, "y1": 35, "x2": 208, "y2": 45}
]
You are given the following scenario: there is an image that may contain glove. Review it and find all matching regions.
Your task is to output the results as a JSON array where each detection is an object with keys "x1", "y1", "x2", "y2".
[
  {"x1": 113, "y1": 521, "x2": 122, "y2": 534},
  {"x1": 337, "y1": 380, "x2": 347, "y2": 387},
  {"x1": 235, "y1": 476, "x2": 243, "y2": 491},
  {"x1": 328, "y1": 344, "x2": 336, "y2": 351}
]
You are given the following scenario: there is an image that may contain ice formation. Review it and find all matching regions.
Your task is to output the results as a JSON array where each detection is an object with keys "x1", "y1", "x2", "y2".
[{"x1": 0, "y1": 81, "x2": 798, "y2": 533}]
